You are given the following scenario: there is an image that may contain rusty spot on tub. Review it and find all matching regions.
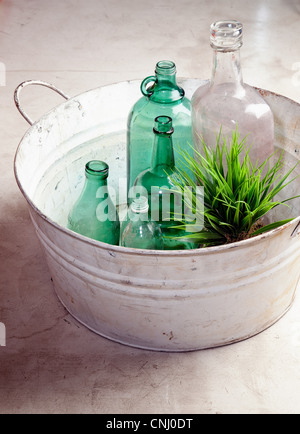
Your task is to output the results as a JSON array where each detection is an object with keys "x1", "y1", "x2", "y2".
[
  {"x1": 257, "y1": 88, "x2": 270, "y2": 98},
  {"x1": 163, "y1": 331, "x2": 174, "y2": 340}
]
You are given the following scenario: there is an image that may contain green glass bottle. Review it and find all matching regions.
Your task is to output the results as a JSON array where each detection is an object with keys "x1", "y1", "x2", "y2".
[
  {"x1": 132, "y1": 116, "x2": 197, "y2": 250},
  {"x1": 120, "y1": 196, "x2": 163, "y2": 250},
  {"x1": 67, "y1": 160, "x2": 120, "y2": 245},
  {"x1": 127, "y1": 60, "x2": 193, "y2": 194}
]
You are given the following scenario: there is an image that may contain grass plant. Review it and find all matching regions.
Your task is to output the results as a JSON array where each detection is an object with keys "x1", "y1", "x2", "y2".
[{"x1": 172, "y1": 128, "x2": 299, "y2": 246}]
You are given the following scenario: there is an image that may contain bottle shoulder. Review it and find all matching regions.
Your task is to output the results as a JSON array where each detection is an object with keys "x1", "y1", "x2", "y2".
[
  {"x1": 192, "y1": 82, "x2": 274, "y2": 127},
  {"x1": 192, "y1": 81, "x2": 272, "y2": 108},
  {"x1": 134, "y1": 168, "x2": 174, "y2": 190},
  {"x1": 128, "y1": 94, "x2": 191, "y2": 116},
  {"x1": 191, "y1": 82, "x2": 210, "y2": 104},
  {"x1": 121, "y1": 219, "x2": 163, "y2": 249},
  {"x1": 128, "y1": 100, "x2": 191, "y2": 131}
]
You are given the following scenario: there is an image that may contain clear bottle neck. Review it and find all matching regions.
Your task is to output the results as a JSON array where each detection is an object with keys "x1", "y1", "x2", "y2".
[
  {"x1": 211, "y1": 49, "x2": 243, "y2": 87},
  {"x1": 128, "y1": 197, "x2": 149, "y2": 222},
  {"x1": 151, "y1": 116, "x2": 175, "y2": 175},
  {"x1": 209, "y1": 20, "x2": 244, "y2": 88},
  {"x1": 129, "y1": 208, "x2": 149, "y2": 222}
]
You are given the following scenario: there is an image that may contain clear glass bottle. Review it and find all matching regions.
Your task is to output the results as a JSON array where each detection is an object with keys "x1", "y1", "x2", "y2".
[
  {"x1": 67, "y1": 160, "x2": 120, "y2": 245},
  {"x1": 127, "y1": 60, "x2": 193, "y2": 194},
  {"x1": 133, "y1": 116, "x2": 197, "y2": 250},
  {"x1": 120, "y1": 196, "x2": 163, "y2": 249},
  {"x1": 192, "y1": 20, "x2": 274, "y2": 167}
]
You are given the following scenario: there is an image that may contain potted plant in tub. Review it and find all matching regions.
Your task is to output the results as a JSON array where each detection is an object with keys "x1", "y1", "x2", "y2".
[{"x1": 171, "y1": 128, "x2": 300, "y2": 247}]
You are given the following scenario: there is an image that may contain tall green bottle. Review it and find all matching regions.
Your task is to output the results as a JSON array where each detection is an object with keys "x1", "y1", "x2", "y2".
[
  {"x1": 127, "y1": 60, "x2": 193, "y2": 194},
  {"x1": 132, "y1": 116, "x2": 197, "y2": 250},
  {"x1": 67, "y1": 160, "x2": 120, "y2": 245}
]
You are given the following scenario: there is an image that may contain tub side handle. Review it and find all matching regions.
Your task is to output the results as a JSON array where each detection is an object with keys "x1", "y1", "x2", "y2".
[{"x1": 14, "y1": 80, "x2": 70, "y2": 126}]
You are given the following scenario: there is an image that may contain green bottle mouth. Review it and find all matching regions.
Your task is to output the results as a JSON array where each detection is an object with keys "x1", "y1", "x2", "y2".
[
  {"x1": 153, "y1": 115, "x2": 174, "y2": 135},
  {"x1": 85, "y1": 160, "x2": 109, "y2": 178},
  {"x1": 155, "y1": 60, "x2": 176, "y2": 75}
]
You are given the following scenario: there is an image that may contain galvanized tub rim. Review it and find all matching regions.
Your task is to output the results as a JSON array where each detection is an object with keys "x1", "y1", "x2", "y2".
[{"x1": 14, "y1": 80, "x2": 300, "y2": 256}]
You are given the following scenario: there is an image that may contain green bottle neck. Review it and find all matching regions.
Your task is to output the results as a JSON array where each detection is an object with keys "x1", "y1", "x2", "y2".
[
  {"x1": 151, "y1": 132, "x2": 175, "y2": 176},
  {"x1": 84, "y1": 160, "x2": 108, "y2": 189},
  {"x1": 150, "y1": 61, "x2": 184, "y2": 103},
  {"x1": 85, "y1": 174, "x2": 107, "y2": 186}
]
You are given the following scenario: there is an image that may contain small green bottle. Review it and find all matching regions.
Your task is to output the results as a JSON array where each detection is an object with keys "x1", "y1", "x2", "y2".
[
  {"x1": 127, "y1": 60, "x2": 193, "y2": 194},
  {"x1": 132, "y1": 116, "x2": 196, "y2": 250},
  {"x1": 67, "y1": 160, "x2": 120, "y2": 245},
  {"x1": 120, "y1": 196, "x2": 163, "y2": 250}
]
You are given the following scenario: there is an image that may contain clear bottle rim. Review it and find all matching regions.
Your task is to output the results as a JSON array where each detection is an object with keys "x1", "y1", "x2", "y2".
[
  {"x1": 130, "y1": 196, "x2": 149, "y2": 214},
  {"x1": 210, "y1": 20, "x2": 243, "y2": 51},
  {"x1": 85, "y1": 160, "x2": 109, "y2": 178}
]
